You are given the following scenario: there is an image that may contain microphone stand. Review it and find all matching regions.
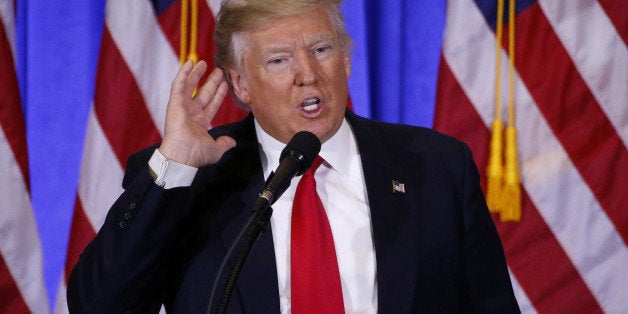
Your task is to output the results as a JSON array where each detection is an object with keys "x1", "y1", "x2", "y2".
[
  {"x1": 206, "y1": 130, "x2": 320, "y2": 313},
  {"x1": 207, "y1": 197, "x2": 273, "y2": 314}
]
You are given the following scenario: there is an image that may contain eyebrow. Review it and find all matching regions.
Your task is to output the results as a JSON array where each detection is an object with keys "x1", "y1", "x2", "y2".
[
  {"x1": 308, "y1": 33, "x2": 336, "y2": 48},
  {"x1": 260, "y1": 47, "x2": 291, "y2": 57},
  {"x1": 258, "y1": 33, "x2": 338, "y2": 60}
]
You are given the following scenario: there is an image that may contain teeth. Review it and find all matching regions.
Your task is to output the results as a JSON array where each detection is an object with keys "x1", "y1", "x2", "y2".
[
  {"x1": 304, "y1": 98, "x2": 320, "y2": 105},
  {"x1": 301, "y1": 98, "x2": 320, "y2": 112}
]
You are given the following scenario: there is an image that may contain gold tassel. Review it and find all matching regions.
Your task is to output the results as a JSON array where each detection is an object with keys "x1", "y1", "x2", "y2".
[
  {"x1": 487, "y1": 0, "x2": 505, "y2": 214},
  {"x1": 501, "y1": 126, "x2": 521, "y2": 221},
  {"x1": 499, "y1": 0, "x2": 521, "y2": 221},
  {"x1": 180, "y1": 0, "x2": 189, "y2": 65},
  {"x1": 486, "y1": 120, "x2": 504, "y2": 213},
  {"x1": 180, "y1": 0, "x2": 199, "y2": 95},
  {"x1": 187, "y1": 0, "x2": 199, "y2": 63},
  {"x1": 180, "y1": 0, "x2": 198, "y2": 64}
]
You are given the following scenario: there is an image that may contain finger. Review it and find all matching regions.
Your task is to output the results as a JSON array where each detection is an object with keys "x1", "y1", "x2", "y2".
[
  {"x1": 171, "y1": 60, "x2": 195, "y2": 93},
  {"x1": 194, "y1": 67, "x2": 226, "y2": 106},
  {"x1": 185, "y1": 60, "x2": 208, "y2": 94},
  {"x1": 202, "y1": 81, "x2": 229, "y2": 116},
  {"x1": 213, "y1": 135, "x2": 237, "y2": 157},
  {"x1": 195, "y1": 81, "x2": 228, "y2": 128}
]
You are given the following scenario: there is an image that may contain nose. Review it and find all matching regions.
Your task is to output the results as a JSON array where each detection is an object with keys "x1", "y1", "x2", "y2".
[{"x1": 294, "y1": 53, "x2": 319, "y2": 86}]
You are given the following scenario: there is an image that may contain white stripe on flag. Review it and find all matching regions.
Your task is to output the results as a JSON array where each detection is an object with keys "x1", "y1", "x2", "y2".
[
  {"x1": 508, "y1": 269, "x2": 537, "y2": 314},
  {"x1": 53, "y1": 276, "x2": 68, "y2": 314},
  {"x1": 1, "y1": 3, "x2": 49, "y2": 312},
  {"x1": 0, "y1": 128, "x2": 49, "y2": 314},
  {"x1": 442, "y1": 0, "x2": 628, "y2": 312},
  {"x1": 78, "y1": 106, "x2": 125, "y2": 231},
  {"x1": 106, "y1": 0, "x2": 179, "y2": 135},
  {"x1": 0, "y1": 0, "x2": 16, "y2": 60},
  {"x1": 539, "y1": 0, "x2": 628, "y2": 147},
  {"x1": 206, "y1": 0, "x2": 221, "y2": 18}
]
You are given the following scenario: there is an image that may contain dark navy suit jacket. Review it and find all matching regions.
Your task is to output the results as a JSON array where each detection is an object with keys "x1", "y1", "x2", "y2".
[{"x1": 68, "y1": 111, "x2": 520, "y2": 313}]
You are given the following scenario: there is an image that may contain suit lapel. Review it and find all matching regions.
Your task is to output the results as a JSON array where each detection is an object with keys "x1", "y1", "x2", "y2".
[
  {"x1": 208, "y1": 115, "x2": 281, "y2": 313},
  {"x1": 347, "y1": 112, "x2": 419, "y2": 312}
]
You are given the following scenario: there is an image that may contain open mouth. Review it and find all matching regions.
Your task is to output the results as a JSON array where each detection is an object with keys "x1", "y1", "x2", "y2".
[{"x1": 300, "y1": 97, "x2": 321, "y2": 112}]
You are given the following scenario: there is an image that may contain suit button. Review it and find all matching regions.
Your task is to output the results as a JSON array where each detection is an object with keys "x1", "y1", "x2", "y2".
[
  {"x1": 118, "y1": 221, "x2": 128, "y2": 229},
  {"x1": 129, "y1": 202, "x2": 137, "y2": 210},
  {"x1": 123, "y1": 212, "x2": 132, "y2": 220}
]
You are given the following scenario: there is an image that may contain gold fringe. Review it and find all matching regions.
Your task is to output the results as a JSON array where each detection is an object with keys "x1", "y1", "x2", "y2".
[
  {"x1": 180, "y1": 0, "x2": 199, "y2": 95},
  {"x1": 187, "y1": 0, "x2": 199, "y2": 63},
  {"x1": 501, "y1": 126, "x2": 521, "y2": 221},
  {"x1": 487, "y1": 120, "x2": 504, "y2": 213},
  {"x1": 180, "y1": 0, "x2": 189, "y2": 65},
  {"x1": 500, "y1": 0, "x2": 521, "y2": 222},
  {"x1": 487, "y1": 0, "x2": 521, "y2": 221},
  {"x1": 180, "y1": 0, "x2": 198, "y2": 64},
  {"x1": 487, "y1": 0, "x2": 505, "y2": 215}
]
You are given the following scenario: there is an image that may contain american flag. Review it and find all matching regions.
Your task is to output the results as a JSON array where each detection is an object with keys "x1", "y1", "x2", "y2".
[
  {"x1": 0, "y1": 1, "x2": 49, "y2": 313},
  {"x1": 54, "y1": 0, "x2": 246, "y2": 312},
  {"x1": 51, "y1": 0, "x2": 628, "y2": 313},
  {"x1": 435, "y1": 0, "x2": 627, "y2": 312}
]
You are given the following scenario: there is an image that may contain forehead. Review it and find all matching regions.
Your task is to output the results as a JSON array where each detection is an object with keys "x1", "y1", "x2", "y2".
[{"x1": 246, "y1": 8, "x2": 338, "y2": 50}]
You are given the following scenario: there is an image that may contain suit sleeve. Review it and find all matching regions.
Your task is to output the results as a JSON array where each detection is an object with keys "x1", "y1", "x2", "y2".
[
  {"x1": 67, "y1": 148, "x2": 192, "y2": 313},
  {"x1": 459, "y1": 143, "x2": 520, "y2": 313}
]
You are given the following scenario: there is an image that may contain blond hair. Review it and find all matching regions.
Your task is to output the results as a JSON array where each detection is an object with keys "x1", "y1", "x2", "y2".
[{"x1": 214, "y1": 0, "x2": 353, "y2": 70}]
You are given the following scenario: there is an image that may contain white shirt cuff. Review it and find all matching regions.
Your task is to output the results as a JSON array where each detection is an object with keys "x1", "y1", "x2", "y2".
[{"x1": 148, "y1": 149, "x2": 198, "y2": 189}]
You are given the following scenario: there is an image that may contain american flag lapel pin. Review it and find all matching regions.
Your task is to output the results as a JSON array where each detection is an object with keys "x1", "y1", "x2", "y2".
[{"x1": 392, "y1": 180, "x2": 405, "y2": 193}]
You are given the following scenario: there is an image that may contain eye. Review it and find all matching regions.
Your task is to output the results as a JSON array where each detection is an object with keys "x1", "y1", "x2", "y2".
[
  {"x1": 311, "y1": 44, "x2": 333, "y2": 60},
  {"x1": 269, "y1": 58, "x2": 285, "y2": 65},
  {"x1": 264, "y1": 55, "x2": 291, "y2": 72},
  {"x1": 315, "y1": 46, "x2": 328, "y2": 54},
  {"x1": 313, "y1": 45, "x2": 330, "y2": 55}
]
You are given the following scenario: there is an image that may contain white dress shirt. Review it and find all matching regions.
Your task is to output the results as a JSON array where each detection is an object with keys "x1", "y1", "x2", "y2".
[
  {"x1": 256, "y1": 119, "x2": 377, "y2": 314},
  {"x1": 149, "y1": 118, "x2": 378, "y2": 313}
]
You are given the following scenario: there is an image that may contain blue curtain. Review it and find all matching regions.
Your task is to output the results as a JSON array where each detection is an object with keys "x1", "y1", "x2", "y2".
[
  {"x1": 17, "y1": 0, "x2": 106, "y2": 308},
  {"x1": 342, "y1": 0, "x2": 446, "y2": 126},
  {"x1": 16, "y1": 0, "x2": 445, "y2": 309}
]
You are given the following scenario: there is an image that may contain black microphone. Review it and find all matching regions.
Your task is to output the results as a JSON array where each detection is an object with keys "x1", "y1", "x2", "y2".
[
  {"x1": 207, "y1": 131, "x2": 320, "y2": 314},
  {"x1": 259, "y1": 131, "x2": 321, "y2": 207}
]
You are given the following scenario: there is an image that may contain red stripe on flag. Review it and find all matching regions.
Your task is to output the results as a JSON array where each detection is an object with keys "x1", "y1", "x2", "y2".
[
  {"x1": 434, "y1": 58, "x2": 603, "y2": 312},
  {"x1": 597, "y1": 0, "x2": 628, "y2": 45},
  {"x1": 157, "y1": 1, "x2": 249, "y2": 127},
  {"x1": 0, "y1": 255, "x2": 30, "y2": 314},
  {"x1": 156, "y1": 3, "x2": 181, "y2": 59},
  {"x1": 434, "y1": 58, "x2": 492, "y2": 177},
  {"x1": 515, "y1": 3, "x2": 628, "y2": 242},
  {"x1": 94, "y1": 29, "x2": 163, "y2": 168},
  {"x1": 64, "y1": 197, "x2": 98, "y2": 283},
  {"x1": 495, "y1": 197, "x2": 604, "y2": 313},
  {"x1": 0, "y1": 20, "x2": 30, "y2": 188}
]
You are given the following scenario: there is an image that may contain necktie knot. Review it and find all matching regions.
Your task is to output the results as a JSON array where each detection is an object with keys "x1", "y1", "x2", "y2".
[{"x1": 305, "y1": 156, "x2": 324, "y2": 177}]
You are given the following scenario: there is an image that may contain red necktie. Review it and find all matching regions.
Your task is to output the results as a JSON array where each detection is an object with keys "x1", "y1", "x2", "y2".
[{"x1": 291, "y1": 156, "x2": 344, "y2": 314}]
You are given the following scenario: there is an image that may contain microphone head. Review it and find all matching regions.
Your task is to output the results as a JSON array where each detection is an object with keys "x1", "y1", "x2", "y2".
[{"x1": 280, "y1": 131, "x2": 321, "y2": 175}]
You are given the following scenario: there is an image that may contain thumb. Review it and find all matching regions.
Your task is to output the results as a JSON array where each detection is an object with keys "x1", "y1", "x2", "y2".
[{"x1": 214, "y1": 136, "x2": 237, "y2": 156}]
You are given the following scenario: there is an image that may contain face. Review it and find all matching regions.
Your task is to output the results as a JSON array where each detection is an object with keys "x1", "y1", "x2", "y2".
[{"x1": 227, "y1": 8, "x2": 351, "y2": 144}]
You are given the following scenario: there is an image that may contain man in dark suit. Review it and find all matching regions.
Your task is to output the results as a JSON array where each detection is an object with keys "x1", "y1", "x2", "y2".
[{"x1": 68, "y1": 0, "x2": 520, "y2": 313}]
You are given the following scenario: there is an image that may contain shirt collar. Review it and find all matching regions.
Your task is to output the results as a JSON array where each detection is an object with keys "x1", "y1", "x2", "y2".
[{"x1": 255, "y1": 118, "x2": 357, "y2": 179}]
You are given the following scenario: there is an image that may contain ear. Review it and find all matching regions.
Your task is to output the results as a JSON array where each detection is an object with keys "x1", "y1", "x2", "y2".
[
  {"x1": 225, "y1": 68, "x2": 250, "y2": 105},
  {"x1": 343, "y1": 54, "x2": 351, "y2": 79}
]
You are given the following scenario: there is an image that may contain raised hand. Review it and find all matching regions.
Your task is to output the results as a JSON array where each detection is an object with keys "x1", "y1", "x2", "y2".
[{"x1": 159, "y1": 60, "x2": 237, "y2": 167}]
